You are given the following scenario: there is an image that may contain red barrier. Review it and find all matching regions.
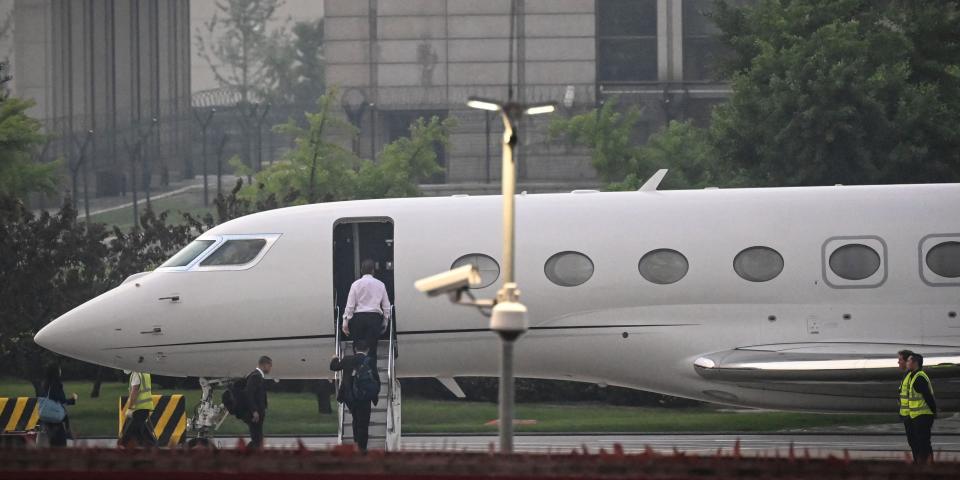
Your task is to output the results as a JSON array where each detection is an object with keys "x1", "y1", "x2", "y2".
[{"x1": 0, "y1": 445, "x2": 955, "y2": 479}]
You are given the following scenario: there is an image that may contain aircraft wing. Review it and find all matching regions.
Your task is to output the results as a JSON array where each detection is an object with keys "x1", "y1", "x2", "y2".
[{"x1": 694, "y1": 343, "x2": 960, "y2": 382}]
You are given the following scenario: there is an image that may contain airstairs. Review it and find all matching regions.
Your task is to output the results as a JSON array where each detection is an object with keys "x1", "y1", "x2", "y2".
[{"x1": 335, "y1": 308, "x2": 401, "y2": 451}]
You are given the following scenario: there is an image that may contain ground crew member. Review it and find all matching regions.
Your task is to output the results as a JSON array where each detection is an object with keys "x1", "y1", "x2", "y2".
[
  {"x1": 897, "y1": 349, "x2": 915, "y2": 458},
  {"x1": 907, "y1": 353, "x2": 937, "y2": 464},
  {"x1": 119, "y1": 370, "x2": 157, "y2": 448}
]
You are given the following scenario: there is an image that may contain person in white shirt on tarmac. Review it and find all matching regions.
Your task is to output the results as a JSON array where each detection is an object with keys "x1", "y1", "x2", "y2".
[{"x1": 342, "y1": 259, "x2": 392, "y2": 362}]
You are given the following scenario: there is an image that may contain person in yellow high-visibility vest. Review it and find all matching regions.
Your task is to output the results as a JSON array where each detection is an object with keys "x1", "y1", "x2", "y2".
[
  {"x1": 907, "y1": 353, "x2": 937, "y2": 464},
  {"x1": 119, "y1": 370, "x2": 158, "y2": 448},
  {"x1": 896, "y1": 349, "x2": 916, "y2": 459}
]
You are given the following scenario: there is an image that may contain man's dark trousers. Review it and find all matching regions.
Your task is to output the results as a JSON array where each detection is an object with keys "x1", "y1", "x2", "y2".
[
  {"x1": 350, "y1": 400, "x2": 372, "y2": 451},
  {"x1": 244, "y1": 369, "x2": 268, "y2": 448},
  {"x1": 245, "y1": 413, "x2": 265, "y2": 448},
  {"x1": 911, "y1": 415, "x2": 935, "y2": 463},
  {"x1": 121, "y1": 410, "x2": 157, "y2": 448},
  {"x1": 351, "y1": 312, "x2": 383, "y2": 360},
  {"x1": 902, "y1": 415, "x2": 918, "y2": 460}
]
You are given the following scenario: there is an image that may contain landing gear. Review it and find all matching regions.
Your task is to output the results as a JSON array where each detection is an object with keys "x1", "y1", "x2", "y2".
[
  {"x1": 186, "y1": 377, "x2": 230, "y2": 449},
  {"x1": 186, "y1": 437, "x2": 213, "y2": 449}
]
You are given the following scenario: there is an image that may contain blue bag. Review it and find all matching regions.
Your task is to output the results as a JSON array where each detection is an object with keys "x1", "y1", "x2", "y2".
[{"x1": 38, "y1": 387, "x2": 66, "y2": 423}]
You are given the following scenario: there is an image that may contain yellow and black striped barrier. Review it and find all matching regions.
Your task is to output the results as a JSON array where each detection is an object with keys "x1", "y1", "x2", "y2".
[
  {"x1": 118, "y1": 394, "x2": 187, "y2": 447},
  {"x1": 0, "y1": 397, "x2": 40, "y2": 432}
]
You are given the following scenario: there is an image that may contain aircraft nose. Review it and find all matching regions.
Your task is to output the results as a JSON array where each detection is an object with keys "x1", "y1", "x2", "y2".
[
  {"x1": 34, "y1": 318, "x2": 69, "y2": 354},
  {"x1": 34, "y1": 305, "x2": 105, "y2": 361}
]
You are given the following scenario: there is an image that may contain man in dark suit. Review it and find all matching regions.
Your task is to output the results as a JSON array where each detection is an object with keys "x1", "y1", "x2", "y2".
[
  {"x1": 244, "y1": 356, "x2": 272, "y2": 448},
  {"x1": 330, "y1": 340, "x2": 380, "y2": 452}
]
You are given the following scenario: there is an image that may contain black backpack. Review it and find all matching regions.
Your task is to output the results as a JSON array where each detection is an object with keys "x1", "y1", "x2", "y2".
[
  {"x1": 350, "y1": 354, "x2": 381, "y2": 403},
  {"x1": 221, "y1": 376, "x2": 249, "y2": 419}
]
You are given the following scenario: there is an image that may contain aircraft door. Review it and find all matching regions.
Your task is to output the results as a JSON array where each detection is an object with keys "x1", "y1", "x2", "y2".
[
  {"x1": 357, "y1": 222, "x2": 395, "y2": 302},
  {"x1": 332, "y1": 219, "x2": 395, "y2": 336}
]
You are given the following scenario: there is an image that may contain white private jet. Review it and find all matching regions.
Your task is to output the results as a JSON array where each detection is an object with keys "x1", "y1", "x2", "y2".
[{"x1": 34, "y1": 181, "x2": 960, "y2": 414}]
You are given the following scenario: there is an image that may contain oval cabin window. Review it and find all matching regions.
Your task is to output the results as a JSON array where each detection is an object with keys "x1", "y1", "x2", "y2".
[
  {"x1": 926, "y1": 241, "x2": 960, "y2": 278},
  {"x1": 544, "y1": 251, "x2": 594, "y2": 287},
  {"x1": 828, "y1": 244, "x2": 880, "y2": 281},
  {"x1": 638, "y1": 249, "x2": 689, "y2": 285},
  {"x1": 451, "y1": 254, "x2": 500, "y2": 289},
  {"x1": 733, "y1": 246, "x2": 784, "y2": 282},
  {"x1": 200, "y1": 239, "x2": 268, "y2": 266}
]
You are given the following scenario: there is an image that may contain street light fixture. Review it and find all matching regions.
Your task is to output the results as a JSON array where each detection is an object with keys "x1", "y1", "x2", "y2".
[
  {"x1": 465, "y1": 98, "x2": 501, "y2": 112},
  {"x1": 415, "y1": 95, "x2": 555, "y2": 454}
]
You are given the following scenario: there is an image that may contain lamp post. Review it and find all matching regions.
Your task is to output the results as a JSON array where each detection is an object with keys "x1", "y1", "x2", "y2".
[
  {"x1": 415, "y1": 97, "x2": 555, "y2": 454},
  {"x1": 466, "y1": 96, "x2": 555, "y2": 453}
]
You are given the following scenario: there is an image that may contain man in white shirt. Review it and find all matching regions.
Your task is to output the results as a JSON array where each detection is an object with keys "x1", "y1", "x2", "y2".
[{"x1": 343, "y1": 259, "x2": 392, "y2": 361}]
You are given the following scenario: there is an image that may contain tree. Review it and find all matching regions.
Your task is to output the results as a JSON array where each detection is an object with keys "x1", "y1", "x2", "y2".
[
  {"x1": 261, "y1": 20, "x2": 325, "y2": 105},
  {"x1": 195, "y1": 0, "x2": 285, "y2": 103},
  {"x1": 243, "y1": 93, "x2": 455, "y2": 204},
  {"x1": 0, "y1": 195, "x2": 213, "y2": 390},
  {"x1": 244, "y1": 90, "x2": 360, "y2": 204},
  {"x1": 548, "y1": 97, "x2": 642, "y2": 183},
  {"x1": 354, "y1": 116, "x2": 456, "y2": 199},
  {"x1": 104, "y1": 209, "x2": 208, "y2": 288},
  {"x1": 609, "y1": 120, "x2": 724, "y2": 191},
  {"x1": 0, "y1": 197, "x2": 110, "y2": 390},
  {"x1": 710, "y1": 0, "x2": 960, "y2": 186},
  {"x1": 0, "y1": 97, "x2": 58, "y2": 199}
]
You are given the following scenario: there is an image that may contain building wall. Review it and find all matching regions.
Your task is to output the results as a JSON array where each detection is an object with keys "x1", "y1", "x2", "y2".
[
  {"x1": 325, "y1": 0, "x2": 599, "y2": 185},
  {"x1": 11, "y1": 0, "x2": 191, "y2": 198},
  {"x1": 324, "y1": 0, "x2": 739, "y2": 187}
]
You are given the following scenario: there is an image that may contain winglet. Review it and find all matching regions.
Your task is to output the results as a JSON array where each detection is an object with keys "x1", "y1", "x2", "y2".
[
  {"x1": 437, "y1": 377, "x2": 466, "y2": 399},
  {"x1": 638, "y1": 169, "x2": 669, "y2": 192}
]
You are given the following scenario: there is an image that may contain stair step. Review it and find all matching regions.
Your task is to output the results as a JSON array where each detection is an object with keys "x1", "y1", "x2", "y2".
[
  {"x1": 336, "y1": 336, "x2": 397, "y2": 451},
  {"x1": 342, "y1": 421, "x2": 386, "y2": 427}
]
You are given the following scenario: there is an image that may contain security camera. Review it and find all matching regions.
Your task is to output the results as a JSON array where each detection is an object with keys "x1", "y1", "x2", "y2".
[{"x1": 415, "y1": 265, "x2": 482, "y2": 297}]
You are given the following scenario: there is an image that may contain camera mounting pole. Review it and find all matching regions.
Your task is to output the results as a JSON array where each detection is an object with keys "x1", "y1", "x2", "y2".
[{"x1": 414, "y1": 99, "x2": 556, "y2": 457}]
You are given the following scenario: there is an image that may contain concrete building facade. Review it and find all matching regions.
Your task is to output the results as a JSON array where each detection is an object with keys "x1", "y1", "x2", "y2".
[
  {"x1": 324, "y1": 0, "x2": 738, "y2": 188},
  {"x1": 8, "y1": 0, "x2": 191, "y2": 201}
]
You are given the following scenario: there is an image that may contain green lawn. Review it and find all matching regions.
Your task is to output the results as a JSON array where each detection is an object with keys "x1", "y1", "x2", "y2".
[
  {"x1": 89, "y1": 190, "x2": 214, "y2": 231},
  {"x1": 1, "y1": 380, "x2": 891, "y2": 437}
]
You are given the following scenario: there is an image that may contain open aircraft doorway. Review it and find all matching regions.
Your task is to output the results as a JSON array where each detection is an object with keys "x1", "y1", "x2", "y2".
[{"x1": 333, "y1": 218, "x2": 396, "y2": 343}]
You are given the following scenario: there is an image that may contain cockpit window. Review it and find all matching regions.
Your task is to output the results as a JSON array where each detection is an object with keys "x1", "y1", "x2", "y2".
[
  {"x1": 160, "y1": 240, "x2": 216, "y2": 268},
  {"x1": 199, "y1": 239, "x2": 268, "y2": 266}
]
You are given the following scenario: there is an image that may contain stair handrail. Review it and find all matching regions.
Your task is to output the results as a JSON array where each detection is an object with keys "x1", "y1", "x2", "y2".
[
  {"x1": 334, "y1": 304, "x2": 344, "y2": 444},
  {"x1": 387, "y1": 305, "x2": 398, "y2": 435},
  {"x1": 334, "y1": 305, "x2": 342, "y2": 358}
]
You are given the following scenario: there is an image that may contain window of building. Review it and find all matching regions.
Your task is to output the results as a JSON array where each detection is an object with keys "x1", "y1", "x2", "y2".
[
  {"x1": 926, "y1": 241, "x2": 960, "y2": 278},
  {"x1": 160, "y1": 240, "x2": 215, "y2": 268},
  {"x1": 639, "y1": 249, "x2": 689, "y2": 284},
  {"x1": 682, "y1": 0, "x2": 726, "y2": 82},
  {"x1": 828, "y1": 244, "x2": 881, "y2": 281},
  {"x1": 451, "y1": 254, "x2": 500, "y2": 289},
  {"x1": 545, "y1": 251, "x2": 594, "y2": 287},
  {"x1": 200, "y1": 239, "x2": 268, "y2": 267},
  {"x1": 598, "y1": 0, "x2": 658, "y2": 82},
  {"x1": 733, "y1": 246, "x2": 784, "y2": 282}
]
